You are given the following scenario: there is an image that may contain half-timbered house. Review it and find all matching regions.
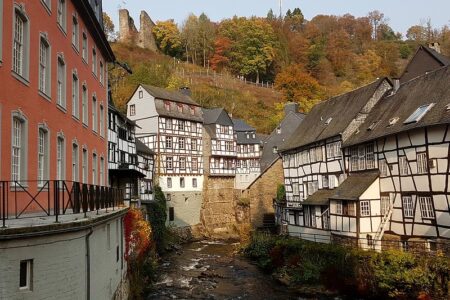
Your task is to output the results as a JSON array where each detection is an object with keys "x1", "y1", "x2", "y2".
[
  {"x1": 126, "y1": 85, "x2": 204, "y2": 228},
  {"x1": 233, "y1": 119, "x2": 261, "y2": 189},
  {"x1": 203, "y1": 108, "x2": 237, "y2": 177},
  {"x1": 340, "y1": 65, "x2": 450, "y2": 250},
  {"x1": 279, "y1": 78, "x2": 393, "y2": 240}
]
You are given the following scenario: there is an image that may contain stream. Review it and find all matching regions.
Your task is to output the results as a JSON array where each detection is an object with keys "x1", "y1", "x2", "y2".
[{"x1": 147, "y1": 240, "x2": 335, "y2": 300}]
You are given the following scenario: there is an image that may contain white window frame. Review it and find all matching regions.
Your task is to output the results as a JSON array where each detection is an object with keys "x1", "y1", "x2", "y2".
[
  {"x1": 336, "y1": 201, "x2": 343, "y2": 215},
  {"x1": 404, "y1": 103, "x2": 435, "y2": 124},
  {"x1": 365, "y1": 144, "x2": 375, "y2": 169},
  {"x1": 192, "y1": 157, "x2": 198, "y2": 172},
  {"x1": 329, "y1": 175, "x2": 336, "y2": 189},
  {"x1": 13, "y1": 5, "x2": 30, "y2": 80},
  {"x1": 399, "y1": 156, "x2": 409, "y2": 175},
  {"x1": 72, "y1": 141, "x2": 79, "y2": 182},
  {"x1": 72, "y1": 70, "x2": 79, "y2": 118},
  {"x1": 402, "y1": 196, "x2": 414, "y2": 218},
  {"x1": 57, "y1": 55, "x2": 66, "y2": 109},
  {"x1": 350, "y1": 147, "x2": 358, "y2": 171},
  {"x1": 72, "y1": 14, "x2": 79, "y2": 50},
  {"x1": 418, "y1": 196, "x2": 434, "y2": 219},
  {"x1": 92, "y1": 47, "x2": 97, "y2": 75},
  {"x1": 92, "y1": 96, "x2": 97, "y2": 132},
  {"x1": 37, "y1": 125, "x2": 50, "y2": 186},
  {"x1": 130, "y1": 104, "x2": 136, "y2": 116},
  {"x1": 11, "y1": 112, "x2": 28, "y2": 183},
  {"x1": 165, "y1": 136, "x2": 172, "y2": 149},
  {"x1": 192, "y1": 178, "x2": 197, "y2": 188},
  {"x1": 99, "y1": 104, "x2": 104, "y2": 137},
  {"x1": 179, "y1": 157, "x2": 186, "y2": 170},
  {"x1": 92, "y1": 153, "x2": 97, "y2": 185},
  {"x1": 82, "y1": 147, "x2": 88, "y2": 183},
  {"x1": 360, "y1": 201, "x2": 370, "y2": 216},
  {"x1": 379, "y1": 159, "x2": 388, "y2": 177},
  {"x1": 179, "y1": 137, "x2": 185, "y2": 150},
  {"x1": 56, "y1": 135, "x2": 65, "y2": 180},
  {"x1": 19, "y1": 259, "x2": 33, "y2": 291},
  {"x1": 380, "y1": 195, "x2": 390, "y2": 216},
  {"x1": 99, "y1": 60, "x2": 104, "y2": 84},
  {"x1": 57, "y1": 0, "x2": 66, "y2": 31},
  {"x1": 167, "y1": 177, "x2": 172, "y2": 188},
  {"x1": 417, "y1": 152, "x2": 428, "y2": 174},
  {"x1": 82, "y1": 84, "x2": 88, "y2": 125},
  {"x1": 100, "y1": 156, "x2": 104, "y2": 186},
  {"x1": 166, "y1": 157, "x2": 173, "y2": 171},
  {"x1": 82, "y1": 32, "x2": 88, "y2": 62},
  {"x1": 39, "y1": 35, "x2": 51, "y2": 96}
]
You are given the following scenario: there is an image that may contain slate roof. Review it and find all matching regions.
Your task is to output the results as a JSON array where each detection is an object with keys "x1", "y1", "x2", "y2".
[
  {"x1": 232, "y1": 119, "x2": 260, "y2": 145},
  {"x1": 329, "y1": 171, "x2": 380, "y2": 201},
  {"x1": 141, "y1": 84, "x2": 200, "y2": 106},
  {"x1": 136, "y1": 139, "x2": 154, "y2": 156},
  {"x1": 280, "y1": 78, "x2": 390, "y2": 152},
  {"x1": 424, "y1": 46, "x2": 450, "y2": 66},
  {"x1": 203, "y1": 108, "x2": 233, "y2": 126},
  {"x1": 302, "y1": 189, "x2": 335, "y2": 206},
  {"x1": 345, "y1": 65, "x2": 450, "y2": 147},
  {"x1": 260, "y1": 111, "x2": 305, "y2": 172},
  {"x1": 232, "y1": 119, "x2": 255, "y2": 132}
]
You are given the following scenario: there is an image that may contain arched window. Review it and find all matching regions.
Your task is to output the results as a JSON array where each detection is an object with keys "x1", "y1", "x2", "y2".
[
  {"x1": 39, "y1": 34, "x2": 51, "y2": 96},
  {"x1": 11, "y1": 111, "x2": 28, "y2": 182}
]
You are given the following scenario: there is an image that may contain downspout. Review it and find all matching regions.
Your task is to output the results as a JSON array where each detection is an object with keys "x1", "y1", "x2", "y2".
[{"x1": 86, "y1": 227, "x2": 94, "y2": 300}]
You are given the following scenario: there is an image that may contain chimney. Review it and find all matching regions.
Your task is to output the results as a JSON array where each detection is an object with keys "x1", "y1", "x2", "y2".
[
  {"x1": 284, "y1": 102, "x2": 299, "y2": 116},
  {"x1": 428, "y1": 42, "x2": 441, "y2": 54},
  {"x1": 179, "y1": 87, "x2": 192, "y2": 97}
]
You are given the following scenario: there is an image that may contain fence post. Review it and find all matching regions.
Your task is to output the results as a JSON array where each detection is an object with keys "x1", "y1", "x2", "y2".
[
  {"x1": 1, "y1": 182, "x2": 6, "y2": 228},
  {"x1": 54, "y1": 181, "x2": 60, "y2": 223}
]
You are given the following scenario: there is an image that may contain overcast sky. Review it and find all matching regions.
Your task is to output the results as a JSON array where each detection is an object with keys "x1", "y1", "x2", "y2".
[{"x1": 103, "y1": 0, "x2": 450, "y2": 37}]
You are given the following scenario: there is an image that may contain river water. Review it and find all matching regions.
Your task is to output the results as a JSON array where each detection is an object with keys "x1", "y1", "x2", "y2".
[{"x1": 147, "y1": 240, "x2": 332, "y2": 300}]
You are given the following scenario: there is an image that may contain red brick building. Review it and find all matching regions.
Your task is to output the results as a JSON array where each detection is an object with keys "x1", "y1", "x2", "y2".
[{"x1": 0, "y1": 0, "x2": 115, "y2": 213}]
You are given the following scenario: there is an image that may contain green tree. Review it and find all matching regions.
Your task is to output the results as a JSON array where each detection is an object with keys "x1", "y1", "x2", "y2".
[{"x1": 153, "y1": 20, "x2": 183, "y2": 57}]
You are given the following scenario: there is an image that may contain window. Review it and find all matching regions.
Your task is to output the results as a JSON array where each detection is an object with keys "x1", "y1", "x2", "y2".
[
  {"x1": 39, "y1": 36, "x2": 51, "y2": 95},
  {"x1": 379, "y1": 159, "x2": 388, "y2": 177},
  {"x1": 336, "y1": 201, "x2": 343, "y2": 215},
  {"x1": 99, "y1": 105, "x2": 104, "y2": 136},
  {"x1": 92, "y1": 48, "x2": 97, "y2": 75},
  {"x1": 179, "y1": 137, "x2": 185, "y2": 150},
  {"x1": 329, "y1": 175, "x2": 336, "y2": 189},
  {"x1": 92, "y1": 96, "x2": 97, "y2": 132},
  {"x1": 417, "y1": 153, "x2": 428, "y2": 174},
  {"x1": 360, "y1": 201, "x2": 370, "y2": 216},
  {"x1": 322, "y1": 175, "x2": 329, "y2": 188},
  {"x1": 56, "y1": 136, "x2": 65, "y2": 180},
  {"x1": 404, "y1": 104, "x2": 435, "y2": 124},
  {"x1": 57, "y1": 0, "x2": 66, "y2": 31},
  {"x1": 225, "y1": 141, "x2": 234, "y2": 152},
  {"x1": 82, "y1": 84, "x2": 88, "y2": 125},
  {"x1": 180, "y1": 177, "x2": 185, "y2": 188},
  {"x1": 191, "y1": 139, "x2": 197, "y2": 151},
  {"x1": 164, "y1": 102, "x2": 170, "y2": 111},
  {"x1": 12, "y1": 116, "x2": 27, "y2": 182},
  {"x1": 108, "y1": 142, "x2": 116, "y2": 162},
  {"x1": 13, "y1": 7, "x2": 29, "y2": 79},
  {"x1": 178, "y1": 120, "x2": 185, "y2": 131},
  {"x1": 19, "y1": 259, "x2": 33, "y2": 290},
  {"x1": 166, "y1": 157, "x2": 173, "y2": 170},
  {"x1": 169, "y1": 207, "x2": 174, "y2": 221},
  {"x1": 82, "y1": 32, "x2": 88, "y2": 62},
  {"x1": 179, "y1": 157, "x2": 186, "y2": 170},
  {"x1": 167, "y1": 177, "x2": 172, "y2": 188},
  {"x1": 99, "y1": 60, "x2": 104, "y2": 84},
  {"x1": 82, "y1": 148, "x2": 88, "y2": 183},
  {"x1": 419, "y1": 196, "x2": 434, "y2": 219},
  {"x1": 273, "y1": 146, "x2": 278, "y2": 154},
  {"x1": 381, "y1": 196, "x2": 390, "y2": 215},
  {"x1": 276, "y1": 127, "x2": 281, "y2": 134},
  {"x1": 365, "y1": 144, "x2": 375, "y2": 169},
  {"x1": 130, "y1": 104, "x2": 136, "y2": 116},
  {"x1": 139, "y1": 90, "x2": 143, "y2": 98},
  {"x1": 192, "y1": 157, "x2": 198, "y2": 171},
  {"x1": 92, "y1": 153, "x2": 97, "y2": 185},
  {"x1": 57, "y1": 56, "x2": 66, "y2": 108},
  {"x1": 190, "y1": 106, "x2": 195, "y2": 115},
  {"x1": 402, "y1": 196, "x2": 414, "y2": 218},
  {"x1": 315, "y1": 147, "x2": 323, "y2": 162},
  {"x1": 192, "y1": 123, "x2": 197, "y2": 133},
  {"x1": 177, "y1": 104, "x2": 182, "y2": 113},
  {"x1": 37, "y1": 128, "x2": 49, "y2": 185},
  {"x1": 292, "y1": 183, "x2": 299, "y2": 195},
  {"x1": 399, "y1": 156, "x2": 409, "y2": 175},
  {"x1": 166, "y1": 118, "x2": 172, "y2": 130},
  {"x1": 347, "y1": 202, "x2": 356, "y2": 216},
  {"x1": 72, "y1": 143, "x2": 79, "y2": 182},
  {"x1": 72, "y1": 15, "x2": 79, "y2": 48},
  {"x1": 72, "y1": 72, "x2": 79, "y2": 118},
  {"x1": 165, "y1": 136, "x2": 172, "y2": 149}
]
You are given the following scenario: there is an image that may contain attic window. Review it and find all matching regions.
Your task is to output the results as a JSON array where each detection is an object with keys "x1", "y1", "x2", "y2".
[
  {"x1": 177, "y1": 104, "x2": 183, "y2": 113},
  {"x1": 404, "y1": 103, "x2": 435, "y2": 124},
  {"x1": 388, "y1": 117, "x2": 399, "y2": 127},
  {"x1": 367, "y1": 121, "x2": 379, "y2": 131},
  {"x1": 273, "y1": 146, "x2": 278, "y2": 154},
  {"x1": 325, "y1": 117, "x2": 333, "y2": 125},
  {"x1": 164, "y1": 102, "x2": 170, "y2": 111},
  {"x1": 276, "y1": 127, "x2": 281, "y2": 134},
  {"x1": 190, "y1": 106, "x2": 195, "y2": 115}
]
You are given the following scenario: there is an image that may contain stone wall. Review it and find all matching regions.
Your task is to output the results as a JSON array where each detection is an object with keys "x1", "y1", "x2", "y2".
[
  {"x1": 118, "y1": 9, "x2": 158, "y2": 52},
  {"x1": 241, "y1": 159, "x2": 284, "y2": 228}
]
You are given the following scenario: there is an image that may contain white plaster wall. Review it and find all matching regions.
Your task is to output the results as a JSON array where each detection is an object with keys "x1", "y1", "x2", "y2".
[
  {"x1": 360, "y1": 179, "x2": 380, "y2": 200},
  {"x1": 127, "y1": 87, "x2": 159, "y2": 136},
  {"x1": 166, "y1": 191, "x2": 203, "y2": 227},
  {"x1": 159, "y1": 175, "x2": 203, "y2": 192}
]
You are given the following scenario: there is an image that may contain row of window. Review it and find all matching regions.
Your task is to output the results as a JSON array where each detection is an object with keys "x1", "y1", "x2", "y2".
[
  {"x1": 212, "y1": 140, "x2": 235, "y2": 152},
  {"x1": 237, "y1": 144, "x2": 259, "y2": 154},
  {"x1": 12, "y1": 3, "x2": 104, "y2": 86},
  {"x1": 211, "y1": 158, "x2": 235, "y2": 169},
  {"x1": 349, "y1": 144, "x2": 375, "y2": 171},
  {"x1": 160, "y1": 118, "x2": 201, "y2": 133},
  {"x1": 12, "y1": 115, "x2": 105, "y2": 185},
  {"x1": 379, "y1": 153, "x2": 428, "y2": 176},
  {"x1": 289, "y1": 144, "x2": 340, "y2": 167},
  {"x1": 165, "y1": 156, "x2": 200, "y2": 172},
  {"x1": 163, "y1": 101, "x2": 197, "y2": 115},
  {"x1": 217, "y1": 125, "x2": 233, "y2": 135},
  {"x1": 402, "y1": 195, "x2": 434, "y2": 219},
  {"x1": 236, "y1": 159, "x2": 260, "y2": 168},
  {"x1": 167, "y1": 177, "x2": 198, "y2": 189},
  {"x1": 164, "y1": 137, "x2": 199, "y2": 151}
]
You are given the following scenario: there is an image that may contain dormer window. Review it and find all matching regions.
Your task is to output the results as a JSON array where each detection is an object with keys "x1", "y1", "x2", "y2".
[
  {"x1": 325, "y1": 117, "x2": 333, "y2": 125},
  {"x1": 164, "y1": 102, "x2": 170, "y2": 111},
  {"x1": 273, "y1": 146, "x2": 278, "y2": 154},
  {"x1": 404, "y1": 103, "x2": 435, "y2": 124},
  {"x1": 276, "y1": 127, "x2": 281, "y2": 134},
  {"x1": 388, "y1": 117, "x2": 399, "y2": 127},
  {"x1": 368, "y1": 121, "x2": 379, "y2": 131},
  {"x1": 177, "y1": 104, "x2": 183, "y2": 113},
  {"x1": 190, "y1": 106, "x2": 195, "y2": 115}
]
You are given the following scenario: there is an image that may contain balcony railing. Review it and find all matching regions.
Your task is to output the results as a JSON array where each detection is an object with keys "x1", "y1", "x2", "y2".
[{"x1": 0, "y1": 180, "x2": 124, "y2": 228}]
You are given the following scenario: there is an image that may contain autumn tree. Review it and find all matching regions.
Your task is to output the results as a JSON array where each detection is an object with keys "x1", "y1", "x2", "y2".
[
  {"x1": 210, "y1": 37, "x2": 232, "y2": 71},
  {"x1": 103, "y1": 12, "x2": 116, "y2": 41},
  {"x1": 152, "y1": 20, "x2": 183, "y2": 57},
  {"x1": 275, "y1": 64, "x2": 324, "y2": 112}
]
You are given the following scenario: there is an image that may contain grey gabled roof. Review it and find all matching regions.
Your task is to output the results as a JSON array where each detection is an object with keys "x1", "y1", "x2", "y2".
[
  {"x1": 260, "y1": 111, "x2": 305, "y2": 172},
  {"x1": 136, "y1": 139, "x2": 154, "y2": 156},
  {"x1": 302, "y1": 189, "x2": 335, "y2": 206},
  {"x1": 141, "y1": 84, "x2": 200, "y2": 106},
  {"x1": 330, "y1": 170, "x2": 379, "y2": 201},
  {"x1": 203, "y1": 108, "x2": 233, "y2": 126},
  {"x1": 345, "y1": 65, "x2": 450, "y2": 147},
  {"x1": 232, "y1": 119, "x2": 255, "y2": 132},
  {"x1": 280, "y1": 78, "x2": 390, "y2": 152},
  {"x1": 423, "y1": 45, "x2": 450, "y2": 66}
]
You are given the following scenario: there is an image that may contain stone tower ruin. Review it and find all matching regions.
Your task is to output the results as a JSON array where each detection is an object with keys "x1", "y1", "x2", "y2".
[{"x1": 118, "y1": 9, "x2": 158, "y2": 52}]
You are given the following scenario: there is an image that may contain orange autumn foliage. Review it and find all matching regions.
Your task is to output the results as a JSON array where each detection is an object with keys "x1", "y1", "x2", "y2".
[{"x1": 124, "y1": 208, "x2": 152, "y2": 261}]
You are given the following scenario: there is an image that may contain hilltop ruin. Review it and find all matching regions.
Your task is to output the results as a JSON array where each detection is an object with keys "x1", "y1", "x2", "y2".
[{"x1": 119, "y1": 9, "x2": 158, "y2": 51}]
